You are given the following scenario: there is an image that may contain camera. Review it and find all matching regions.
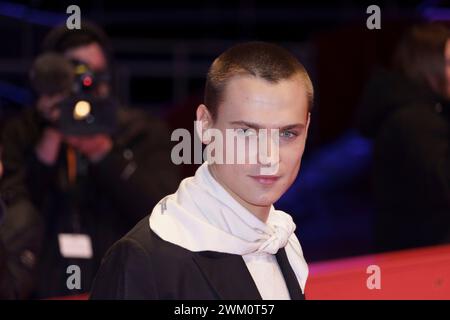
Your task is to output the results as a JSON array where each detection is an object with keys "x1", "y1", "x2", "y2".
[{"x1": 30, "y1": 53, "x2": 118, "y2": 136}]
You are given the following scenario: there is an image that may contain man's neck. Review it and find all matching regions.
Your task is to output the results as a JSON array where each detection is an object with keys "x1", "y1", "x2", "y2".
[
  {"x1": 248, "y1": 205, "x2": 271, "y2": 223},
  {"x1": 207, "y1": 165, "x2": 271, "y2": 223}
]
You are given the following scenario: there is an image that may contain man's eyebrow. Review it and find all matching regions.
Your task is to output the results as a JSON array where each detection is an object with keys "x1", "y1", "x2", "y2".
[{"x1": 229, "y1": 120, "x2": 305, "y2": 130}]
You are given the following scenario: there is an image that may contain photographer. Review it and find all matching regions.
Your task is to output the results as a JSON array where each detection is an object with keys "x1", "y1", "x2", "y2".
[{"x1": 0, "y1": 23, "x2": 180, "y2": 298}]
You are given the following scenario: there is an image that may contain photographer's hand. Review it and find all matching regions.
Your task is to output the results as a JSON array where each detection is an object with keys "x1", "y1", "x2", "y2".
[
  {"x1": 35, "y1": 128, "x2": 63, "y2": 166},
  {"x1": 34, "y1": 93, "x2": 66, "y2": 166},
  {"x1": 36, "y1": 94, "x2": 64, "y2": 122}
]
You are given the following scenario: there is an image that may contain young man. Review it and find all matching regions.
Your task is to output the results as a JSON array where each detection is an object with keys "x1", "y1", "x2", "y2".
[{"x1": 90, "y1": 41, "x2": 313, "y2": 300}]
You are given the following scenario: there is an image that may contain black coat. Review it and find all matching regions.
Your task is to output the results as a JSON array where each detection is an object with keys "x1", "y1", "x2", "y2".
[{"x1": 90, "y1": 215, "x2": 305, "y2": 300}]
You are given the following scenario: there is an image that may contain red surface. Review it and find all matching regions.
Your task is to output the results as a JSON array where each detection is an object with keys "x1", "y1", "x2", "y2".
[{"x1": 305, "y1": 244, "x2": 450, "y2": 300}]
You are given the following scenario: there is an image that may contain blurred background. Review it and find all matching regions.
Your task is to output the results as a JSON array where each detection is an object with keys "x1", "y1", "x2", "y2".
[{"x1": 0, "y1": 0, "x2": 448, "y2": 267}]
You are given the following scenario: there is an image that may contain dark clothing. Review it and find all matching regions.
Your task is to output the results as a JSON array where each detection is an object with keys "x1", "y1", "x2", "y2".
[
  {"x1": 0, "y1": 106, "x2": 180, "y2": 299},
  {"x1": 358, "y1": 68, "x2": 450, "y2": 252},
  {"x1": 90, "y1": 216, "x2": 305, "y2": 300},
  {"x1": 0, "y1": 199, "x2": 44, "y2": 299}
]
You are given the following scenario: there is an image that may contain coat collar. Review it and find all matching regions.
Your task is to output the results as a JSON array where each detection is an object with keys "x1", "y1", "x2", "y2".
[
  {"x1": 193, "y1": 248, "x2": 304, "y2": 300},
  {"x1": 193, "y1": 250, "x2": 262, "y2": 300}
]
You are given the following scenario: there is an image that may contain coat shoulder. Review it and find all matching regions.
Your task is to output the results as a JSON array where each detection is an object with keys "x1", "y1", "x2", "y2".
[
  {"x1": 90, "y1": 215, "x2": 199, "y2": 299},
  {"x1": 122, "y1": 215, "x2": 196, "y2": 260}
]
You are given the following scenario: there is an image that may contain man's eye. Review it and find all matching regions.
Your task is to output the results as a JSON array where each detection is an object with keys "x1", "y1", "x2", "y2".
[{"x1": 280, "y1": 130, "x2": 298, "y2": 139}]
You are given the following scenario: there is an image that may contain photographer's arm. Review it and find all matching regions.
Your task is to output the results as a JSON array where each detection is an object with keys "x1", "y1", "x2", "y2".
[
  {"x1": 1, "y1": 115, "x2": 59, "y2": 207},
  {"x1": 0, "y1": 114, "x2": 53, "y2": 299}
]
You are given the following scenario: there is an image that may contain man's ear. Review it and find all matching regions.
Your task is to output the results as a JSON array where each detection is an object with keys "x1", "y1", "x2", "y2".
[{"x1": 196, "y1": 104, "x2": 214, "y2": 144}]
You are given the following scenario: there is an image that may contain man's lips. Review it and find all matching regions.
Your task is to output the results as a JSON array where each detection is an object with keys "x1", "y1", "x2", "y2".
[{"x1": 248, "y1": 175, "x2": 280, "y2": 185}]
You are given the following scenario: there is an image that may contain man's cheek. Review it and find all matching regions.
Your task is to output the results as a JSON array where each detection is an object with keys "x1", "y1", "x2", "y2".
[{"x1": 284, "y1": 153, "x2": 301, "y2": 176}]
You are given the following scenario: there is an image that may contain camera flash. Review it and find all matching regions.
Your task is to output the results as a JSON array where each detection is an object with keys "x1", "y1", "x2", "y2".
[{"x1": 73, "y1": 100, "x2": 91, "y2": 120}]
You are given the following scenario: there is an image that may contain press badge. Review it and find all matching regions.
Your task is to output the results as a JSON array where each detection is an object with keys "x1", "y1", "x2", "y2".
[{"x1": 58, "y1": 233, "x2": 93, "y2": 259}]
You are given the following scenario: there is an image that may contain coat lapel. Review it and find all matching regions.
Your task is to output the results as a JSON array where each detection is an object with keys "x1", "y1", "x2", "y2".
[
  {"x1": 275, "y1": 247, "x2": 305, "y2": 300},
  {"x1": 193, "y1": 248, "x2": 305, "y2": 300},
  {"x1": 193, "y1": 251, "x2": 262, "y2": 300}
]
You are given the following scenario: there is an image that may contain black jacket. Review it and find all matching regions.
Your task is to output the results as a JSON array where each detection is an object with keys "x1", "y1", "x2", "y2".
[
  {"x1": 0, "y1": 199, "x2": 44, "y2": 299},
  {"x1": 358, "y1": 68, "x2": 450, "y2": 252},
  {"x1": 0, "y1": 106, "x2": 180, "y2": 299},
  {"x1": 90, "y1": 216, "x2": 305, "y2": 300}
]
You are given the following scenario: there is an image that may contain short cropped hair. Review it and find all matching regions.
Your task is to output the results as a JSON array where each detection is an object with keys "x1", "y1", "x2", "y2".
[{"x1": 204, "y1": 41, "x2": 314, "y2": 120}]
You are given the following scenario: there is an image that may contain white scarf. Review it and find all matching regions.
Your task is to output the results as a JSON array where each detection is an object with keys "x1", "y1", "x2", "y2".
[{"x1": 149, "y1": 161, "x2": 309, "y2": 293}]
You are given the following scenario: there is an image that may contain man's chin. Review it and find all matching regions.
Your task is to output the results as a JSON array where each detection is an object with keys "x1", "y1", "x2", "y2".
[{"x1": 243, "y1": 194, "x2": 281, "y2": 208}]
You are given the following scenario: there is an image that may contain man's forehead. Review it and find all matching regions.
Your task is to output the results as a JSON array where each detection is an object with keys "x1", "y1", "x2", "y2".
[
  {"x1": 226, "y1": 75, "x2": 306, "y2": 102},
  {"x1": 218, "y1": 75, "x2": 309, "y2": 120}
]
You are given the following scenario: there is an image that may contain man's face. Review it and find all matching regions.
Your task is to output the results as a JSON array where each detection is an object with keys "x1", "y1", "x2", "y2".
[
  {"x1": 65, "y1": 42, "x2": 107, "y2": 72},
  {"x1": 199, "y1": 75, "x2": 310, "y2": 212}
]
